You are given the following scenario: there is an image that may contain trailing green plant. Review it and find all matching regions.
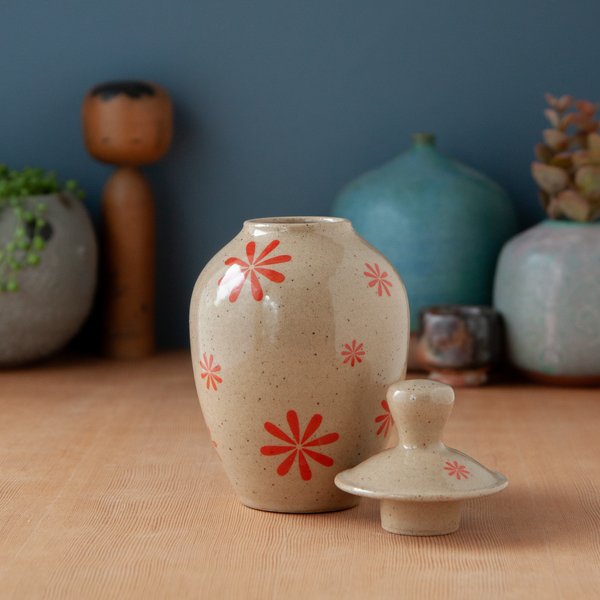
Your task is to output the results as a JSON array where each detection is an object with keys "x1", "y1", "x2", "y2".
[
  {"x1": 0, "y1": 165, "x2": 85, "y2": 292},
  {"x1": 532, "y1": 94, "x2": 600, "y2": 222}
]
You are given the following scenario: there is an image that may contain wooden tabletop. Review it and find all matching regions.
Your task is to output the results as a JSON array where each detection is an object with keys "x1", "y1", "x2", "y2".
[{"x1": 1, "y1": 351, "x2": 599, "y2": 599}]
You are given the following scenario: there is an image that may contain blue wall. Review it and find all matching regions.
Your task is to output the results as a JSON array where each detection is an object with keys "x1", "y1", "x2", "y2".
[{"x1": 1, "y1": 1, "x2": 599, "y2": 347}]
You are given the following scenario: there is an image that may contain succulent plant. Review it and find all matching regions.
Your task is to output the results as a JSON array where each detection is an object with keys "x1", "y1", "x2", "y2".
[
  {"x1": 0, "y1": 165, "x2": 85, "y2": 292},
  {"x1": 531, "y1": 94, "x2": 600, "y2": 222}
]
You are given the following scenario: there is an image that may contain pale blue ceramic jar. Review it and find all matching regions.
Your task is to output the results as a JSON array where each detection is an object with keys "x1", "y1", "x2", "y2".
[
  {"x1": 494, "y1": 220, "x2": 600, "y2": 384},
  {"x1": 332, "y1": 133, "x2": 519, "y2": 331}
]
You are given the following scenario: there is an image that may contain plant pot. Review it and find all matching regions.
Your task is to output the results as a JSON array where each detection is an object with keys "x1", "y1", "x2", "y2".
[
  {"x1": 0, "y1": 192, "x2": 98, "y2": 366},
  {"x1": 189, "y1": 217, "x2": 409, "y2": 513},
  {"x1": 493, "y1": 220, "x2": 600, "y2": 384}
]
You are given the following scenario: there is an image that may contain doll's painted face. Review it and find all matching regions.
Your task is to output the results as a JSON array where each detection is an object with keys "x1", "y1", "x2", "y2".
[{"x1": 82, "y1": 81, "x2": 173, "y2": 166}]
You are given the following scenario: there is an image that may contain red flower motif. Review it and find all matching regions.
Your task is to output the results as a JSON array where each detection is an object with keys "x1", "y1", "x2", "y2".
[
  {"x1": 444, "y1": 461, "x2": 470, "y2": 480},
  {"x1": 375, "y1": 400, "x2": 394, "y2": 437},
  {"x1": 364, "y1": 263, "x2": 392, "y2": 297},
  {"x1": 207, "y1": 427, "x2": 221, "y2": 461},
  {"x1": 199, "y1": 353, "x2": 222, "y2": 391},
  {"x1": 260, "y1": 411, "x2": 339, "y2": 481},
  {"x1": 341, "y1": 340, "x2": 365, "y2": 366},
  {"x1": 218, "y1": 240, "x2": 291, "y2": 302}
]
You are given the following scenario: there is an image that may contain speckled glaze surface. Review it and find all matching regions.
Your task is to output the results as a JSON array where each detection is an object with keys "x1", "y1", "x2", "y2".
[
  {"x1": 189, "y1": 217, "x2": 409, "y2": 513},
  {"x1": 494, "y1": 220, "x2": 600, "y2": 382},
  {"x1": 335, "y1": 380, "x2": 507, "y2": 535}
]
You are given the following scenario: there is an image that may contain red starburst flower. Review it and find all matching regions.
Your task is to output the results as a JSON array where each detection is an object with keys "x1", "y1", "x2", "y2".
[
  {"x1": 341, "y1": 340, "x2": 365, "y2": 366},
  {"x1": 260, "y1": 411, "x2": 339, "y2": 481},
  {"x1": 375, "y1": 399, "x2": 394, "y2": 437},
  {"x1": 207, "y1": 427, "x2": 221, "y2": 461},
  {"x1": 364, "y1": 263, "x2": 393, "y2": 297},
  {"x1": 444, "y1": 461, "x2": 470, "y2": 480},
  {"x1": 199, "y1": 353, "x2": 222, "y2": 391},
  {"x1": 218, "y1": 240, "x2": 291, "y2": 302}
]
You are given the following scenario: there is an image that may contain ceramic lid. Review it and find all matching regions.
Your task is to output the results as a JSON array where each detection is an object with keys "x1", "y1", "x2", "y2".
[{"x1": 335, "y1": 379, "x2": 507, "y2": 501}]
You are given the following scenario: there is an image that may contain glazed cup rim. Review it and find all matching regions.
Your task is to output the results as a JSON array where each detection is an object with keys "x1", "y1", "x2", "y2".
[{"x1": 419, "y1": 304, "x2": 499, "y2": 319}]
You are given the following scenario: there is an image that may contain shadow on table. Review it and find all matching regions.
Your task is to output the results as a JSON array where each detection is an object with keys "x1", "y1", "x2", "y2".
[{"x1": 320, "y1": 484, "x2": 600, "y2": 551}]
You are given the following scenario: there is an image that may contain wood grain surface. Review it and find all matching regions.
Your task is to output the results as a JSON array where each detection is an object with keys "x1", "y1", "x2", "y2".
[{"x1": 0, "y1": 351, "x2": 599, "y2": 599}]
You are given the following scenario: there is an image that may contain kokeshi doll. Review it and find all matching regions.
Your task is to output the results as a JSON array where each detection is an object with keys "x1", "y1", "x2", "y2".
[{"x1": 82, "y1": 80, "x2": 173, "y2": 359}]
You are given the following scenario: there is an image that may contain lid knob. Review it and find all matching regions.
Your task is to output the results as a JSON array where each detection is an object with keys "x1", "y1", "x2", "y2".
[{"x1": 387, "y1": 379, "x2": 454, "y2": 449}]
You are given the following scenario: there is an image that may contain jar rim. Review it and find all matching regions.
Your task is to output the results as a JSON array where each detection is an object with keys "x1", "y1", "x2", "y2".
[{"x1": 245, "y1": 216, "x2": 350, "y2": 226}]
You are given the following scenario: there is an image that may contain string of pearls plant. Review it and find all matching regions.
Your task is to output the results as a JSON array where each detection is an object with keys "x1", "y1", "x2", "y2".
[{"x1": 0, "y1": 165, "x2": 85, "y2": 292}]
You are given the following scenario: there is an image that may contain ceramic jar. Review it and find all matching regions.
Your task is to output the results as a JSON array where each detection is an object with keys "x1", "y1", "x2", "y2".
[
  {"x1": 0, "y1": 192, "x2": 97, "y2": 365},
  {"x1": 190, "y1": 217, "x2": 409, "y2": 513},
  {"x1": 494, "y1": 220, "x2": 600, "y2": 384}
]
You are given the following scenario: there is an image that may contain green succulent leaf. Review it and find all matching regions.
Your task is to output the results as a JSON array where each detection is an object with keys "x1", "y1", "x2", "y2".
[
  {"x1": 576, "y1": 100, "x2": 599, "y2": 116},
  {"x1": 553, "y1": 189, "x2": 591, "y2": 222},
  {"x1": 588, "y1": 132, "x2": 600, "y2": 152},
  {"x1": 575, "y1": 165, "x2": 600, "y2": 200},
  {"x1": 545, "y1": 94, "x2": 573, "y2": 112},
  {"x1": 538, "y1": 189, "x2": 551, "y2": 210},
  {"x1": 531, "y1": 162, "x2": 570, "y2": 194},
  {"x1": 0, "y1": 165, "x2": 85, "y2": 292},
  {"x1": 542, "y1": 129, "x2": 570, "y2": 151},
  {"x1": 570, "y1": 113, "x2": 599, "y2": 134},
  {"x1": 572, "y1": 150, "x2": 595, "y2": 169},
  {"x1": 589, "y1": 200, "x2": 600, "y2": 222},
  {"x1": 534, "y1": 143, "x2": 554, "y2": 164},
  {"x1": 544, "y1": 108, "x2": 561, "y2": 129},
  {"x1": 550, "y1": 152, "x2": 573, "y2": 169}
]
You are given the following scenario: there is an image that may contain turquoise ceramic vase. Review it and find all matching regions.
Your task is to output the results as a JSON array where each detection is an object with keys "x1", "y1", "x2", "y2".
[
  {"x1": 493, "y1": 220, "x2": 600, "y2": 385},
  {"x1": 332, "y1": 133, "x2": 519, "y2": 331}
]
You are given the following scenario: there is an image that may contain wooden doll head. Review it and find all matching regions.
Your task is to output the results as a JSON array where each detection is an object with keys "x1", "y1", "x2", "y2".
[{"x1": 82, "y1": 80, "x2": 173, "y2": 166}]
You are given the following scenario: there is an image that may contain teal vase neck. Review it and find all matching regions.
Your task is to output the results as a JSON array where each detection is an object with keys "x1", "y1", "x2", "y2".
[{"x1": 411, "y1": 132, "x2": 436, "y2": 148}]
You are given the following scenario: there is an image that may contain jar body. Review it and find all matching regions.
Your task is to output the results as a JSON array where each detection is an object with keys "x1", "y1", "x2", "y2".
[
  {"x1": 190, "y1": 217, "x2": 409, "y2": 512},
  {"x1": 494, "y1": 221, "x2": 600, "y2": 383}
]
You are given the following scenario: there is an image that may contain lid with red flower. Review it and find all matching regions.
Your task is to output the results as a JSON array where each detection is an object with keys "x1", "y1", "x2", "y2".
[{"x1": 335, "y1": 379, "x2": 507, "y2": 501}]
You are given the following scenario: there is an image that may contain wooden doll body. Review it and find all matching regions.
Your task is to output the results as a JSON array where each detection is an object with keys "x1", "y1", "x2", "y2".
[{"x1": 101, "y1": 166, "x2": 155, "y2": 358}]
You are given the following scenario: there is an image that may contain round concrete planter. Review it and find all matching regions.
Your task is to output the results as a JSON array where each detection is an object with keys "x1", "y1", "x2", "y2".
[{"x1": 0, "y1": 192, "x2": 98, "y2": 366}]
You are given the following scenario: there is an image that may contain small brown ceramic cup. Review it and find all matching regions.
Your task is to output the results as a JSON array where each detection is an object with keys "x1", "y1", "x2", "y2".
[{"x1": 416, "y1": 305, "x2": 503, "y2": 386}]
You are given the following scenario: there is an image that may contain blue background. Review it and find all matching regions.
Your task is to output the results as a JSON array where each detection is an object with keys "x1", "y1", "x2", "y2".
[{"x1": 1, "y1": 0, "x2": 599, "y2": 348}]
